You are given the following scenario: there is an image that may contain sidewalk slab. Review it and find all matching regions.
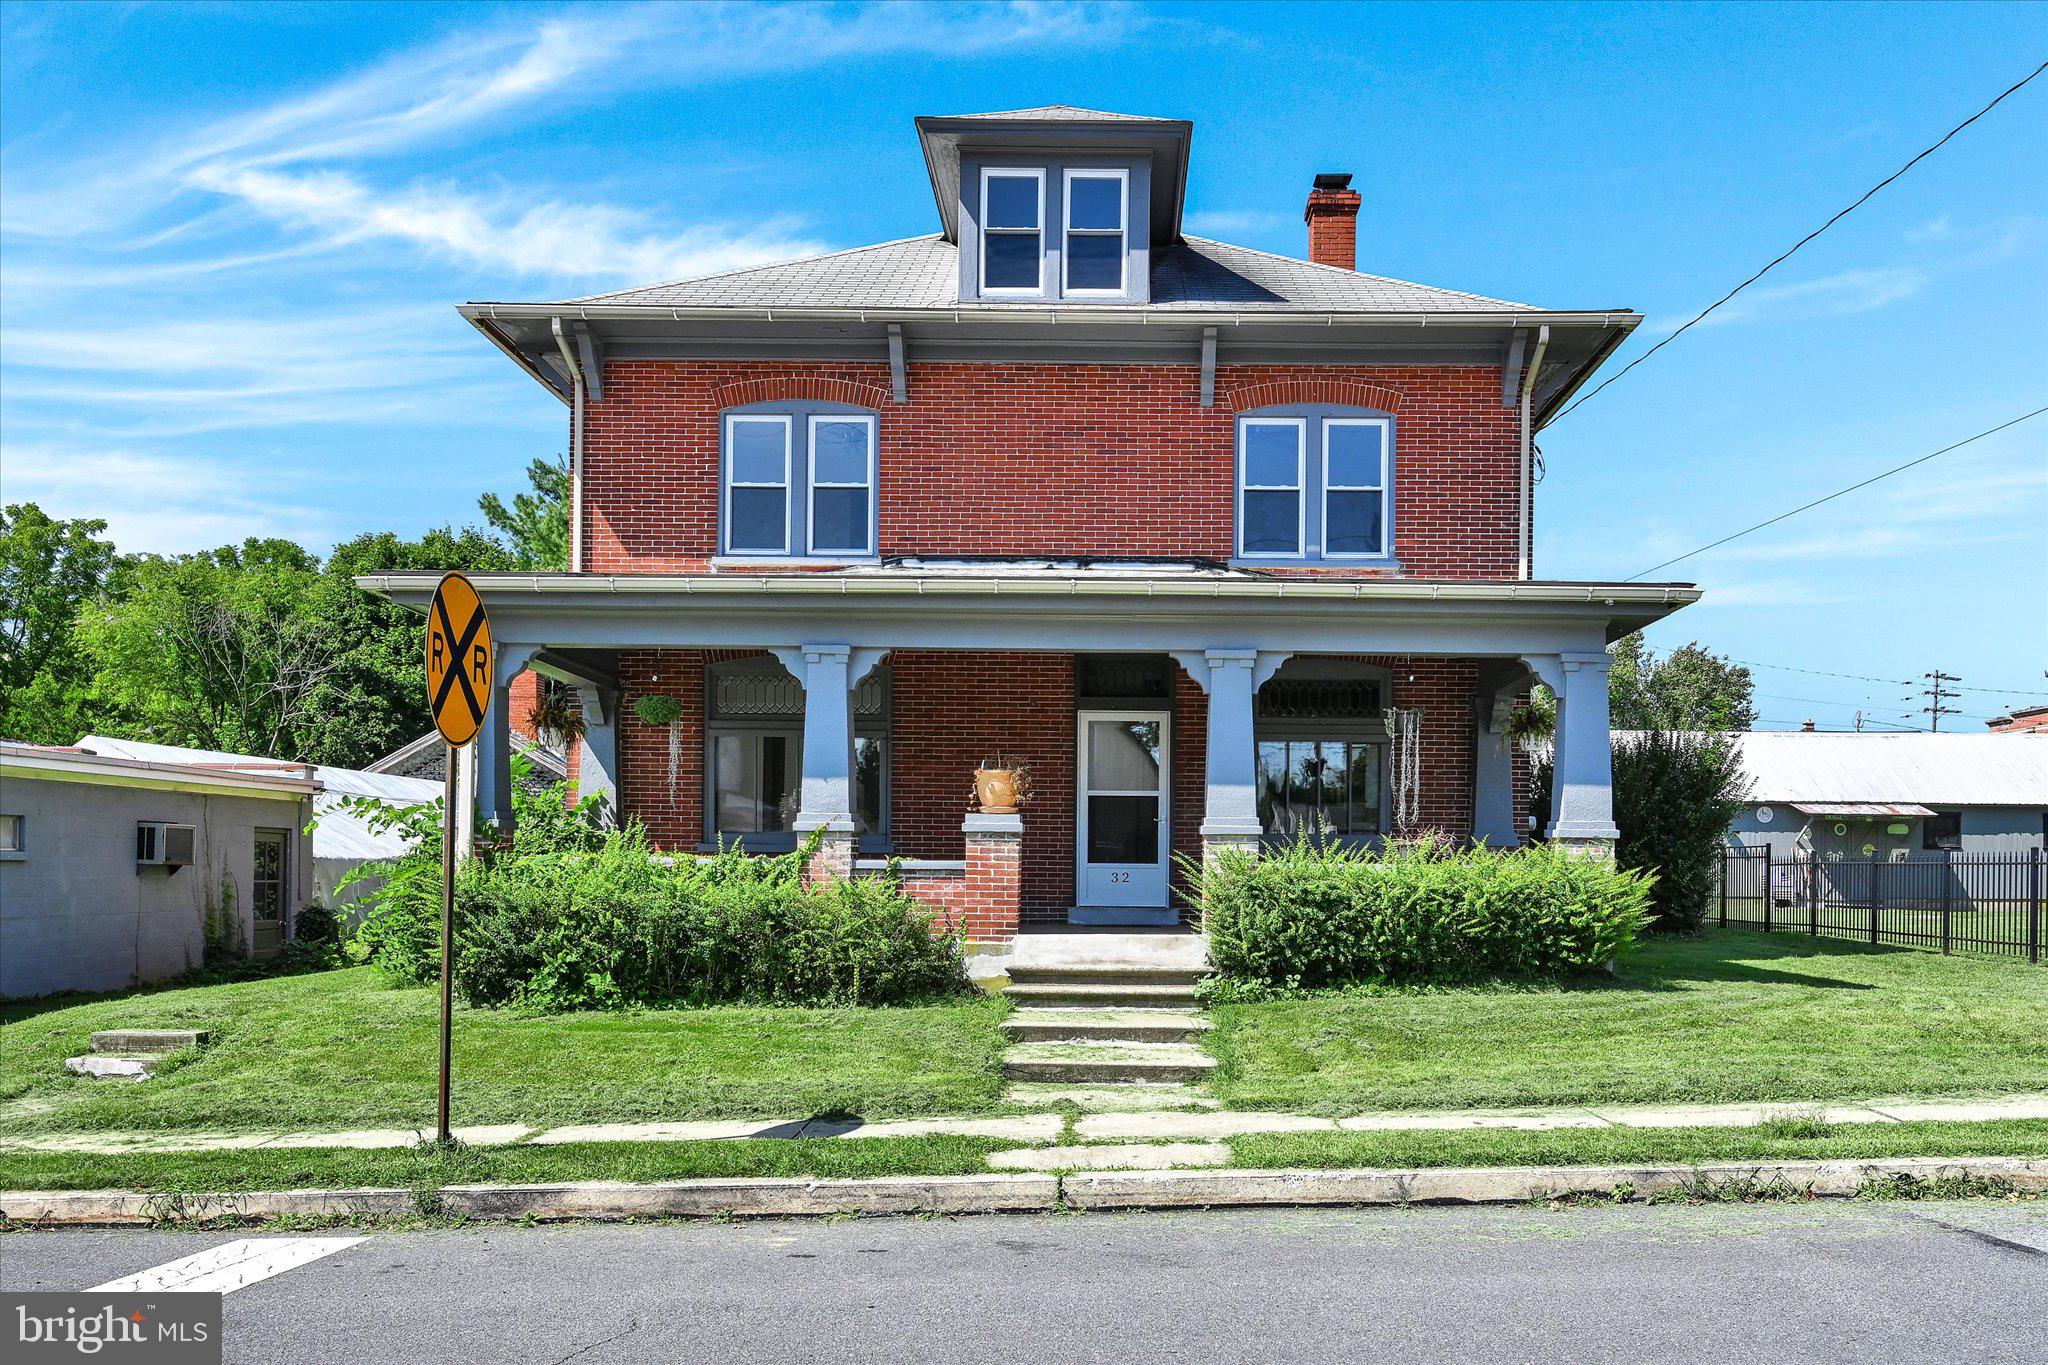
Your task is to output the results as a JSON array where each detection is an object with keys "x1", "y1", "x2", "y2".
[
  {"x1": 261, "y1": 1125, "x2": 534, "y2": 1150},
  {"x1": 433, "y1": 1173, "x2": 1059, "y2": 1220},
  {"x1": 1339, "y1": 1109, "x2": 1611, "y2": 1133},
  {"x1": 791, "y1": 1115, "x2": 1064, "y2": 1142},
  {"x1": 1004, "y1": 1083, "x2": 1221, "y2": 1112},
  {"x1": 1588, "y1": 1104, "x2": 1888, "y2": 1130},
  {"x1": 529, "y1": 1120, "x2": 795, "y2": 1146},
  {"x1": 1077, "y1": 1111, "x2": 1336, "y2": 1141},
  {"x1": 990, "y1": 1142, "x2": 1230, "y2": 1172},
  {"x1": 1862, "y1": 1096, "x2": 2048, "y2": 1123}
]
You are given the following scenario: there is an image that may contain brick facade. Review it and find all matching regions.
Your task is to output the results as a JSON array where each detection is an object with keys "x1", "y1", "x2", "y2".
[
  {"x1": 608, "y1": 646, "x2": 1530, "y2": 935},
  {"x1": 583, "y1": 360, "x2": 1520, "y2": 579}
]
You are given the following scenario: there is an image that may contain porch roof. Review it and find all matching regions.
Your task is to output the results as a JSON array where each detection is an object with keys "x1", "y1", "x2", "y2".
[{"x1": 355, "y1": 570, "x2": 1697, "y2": 657}]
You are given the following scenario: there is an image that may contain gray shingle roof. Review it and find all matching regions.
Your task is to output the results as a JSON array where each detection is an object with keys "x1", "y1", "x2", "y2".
[
  {"x1": 946, "y1": 105, "x2": 1176, "y2": 123},
  {"x1": 555, "y1": 235, "x2": 1534, "y2": 313}
]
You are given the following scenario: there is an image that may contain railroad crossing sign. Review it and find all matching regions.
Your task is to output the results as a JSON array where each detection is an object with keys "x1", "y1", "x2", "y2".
[{"x1": 425, "y1": 572, "x2": 492, "y2": 747}]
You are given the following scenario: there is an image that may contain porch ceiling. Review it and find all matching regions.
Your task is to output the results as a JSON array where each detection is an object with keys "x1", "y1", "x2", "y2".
[{"x1": 356, "y1": 571, "x2": 1697, "y2": 656}]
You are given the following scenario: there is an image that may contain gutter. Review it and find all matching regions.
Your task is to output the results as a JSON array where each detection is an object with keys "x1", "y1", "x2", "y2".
[
  {"x1": 1517, "y1": 324, "x2": 1550, "y2": 581},
  {"x1": 461, "y1": 302, "x2": 1640, "y2": 330},
  {"x1": 551, "y1": 318, "x2": 586, "y2": 573}
]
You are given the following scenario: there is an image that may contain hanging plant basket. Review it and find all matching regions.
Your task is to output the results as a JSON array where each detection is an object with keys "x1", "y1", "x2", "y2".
[
  {"x1": 633, "y1": 695, "x2": 683, "y2": 728},
  {"x1": 526, "y1": 684, "x2": 585, "y2": 751}
]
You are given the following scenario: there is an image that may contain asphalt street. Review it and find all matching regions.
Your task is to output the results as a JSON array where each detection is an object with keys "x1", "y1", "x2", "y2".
[{"x1": 7, "y1": 1201, "x2": 2046, "y2": 1363}]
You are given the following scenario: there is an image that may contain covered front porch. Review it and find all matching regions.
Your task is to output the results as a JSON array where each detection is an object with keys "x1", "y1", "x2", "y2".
[{"x1": 358, "y1": 565, "x2": 1697, "y2": 941}]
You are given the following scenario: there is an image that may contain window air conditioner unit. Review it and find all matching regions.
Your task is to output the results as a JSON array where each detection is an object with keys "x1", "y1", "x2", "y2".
[{"x1": 137, "y1": 822, "x2": 196, "y2": 872}]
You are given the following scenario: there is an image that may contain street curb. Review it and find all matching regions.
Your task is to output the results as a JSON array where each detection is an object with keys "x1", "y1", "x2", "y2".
[
  {"x1": 1060, "y1": 1156, "x2": 2048, "y2": 1209},
  {"x1": 3, "y1": 1157, "x2": 2041, "y2": 1227},
  {"x1": 0, "y1": 1187, "x2": 417, "y2": 1226}
]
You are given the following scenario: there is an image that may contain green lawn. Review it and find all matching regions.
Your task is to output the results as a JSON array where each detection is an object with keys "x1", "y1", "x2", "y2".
[
  {"x1": 1208, "y1": 932, "x2": 2048, "y2": 1116},
  {"x1": 0, "y1": 966, "x2": 1009, "y2": 1135},
  {"x1": 1230, "y1": 1119, "x2": 2048, "y2": 1175},
  {"x1": 0, "y1": 1135, "x2": 1014, "y2": 1195}
]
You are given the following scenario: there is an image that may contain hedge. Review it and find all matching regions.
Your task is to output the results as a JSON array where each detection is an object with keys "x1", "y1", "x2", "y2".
[{"x1": 1195, "y1": 837, "x2": 1654, "y2": 990}]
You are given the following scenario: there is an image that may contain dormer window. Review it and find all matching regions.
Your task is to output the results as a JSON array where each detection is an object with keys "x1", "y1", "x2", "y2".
[
  {"x1": 1063, "y1": 169, "x2": 1127, "y2": 294},
  {"x1": 980, "y1": 168, "x2": 1044, "y2": 294}
]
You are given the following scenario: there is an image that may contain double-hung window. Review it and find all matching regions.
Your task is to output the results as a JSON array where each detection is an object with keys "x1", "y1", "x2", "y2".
[
  {"x1": 1254, "y1": 671, "x2": 1388, "y2": 842},
  {"x1": 1237, "y1": 418, "x2": 1307, "y2": 557},
  {"x1": 724, "y1": 415, "x2": 793, "y2": 554},
  {"x1": 980, "y1": 168, "x2": 1044, "y2": 294},
  {"x1": 1323, "y1": 418, "x2": 1390, "y2": 558},
  {"x1": 807, "y1": 415, "x2": 875, "y2": 556},
  {"x1": 722, "y1": 407, "x2": 877, "y2": 559},
  {"x1": 1063, "y1": 168, "x2": 1127, "y2": 294},
  {"x1": 1236, "y1": 409, "x2": 1396, "y2": 564}
]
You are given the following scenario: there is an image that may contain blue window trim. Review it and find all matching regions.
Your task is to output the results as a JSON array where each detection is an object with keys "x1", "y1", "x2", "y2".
[
  {"x1": 719, "y1": 400, "x2": 880, "y2": 562},
  {"x1": 1232, "y1": 404, "x2": 1398, "y2": 568}
]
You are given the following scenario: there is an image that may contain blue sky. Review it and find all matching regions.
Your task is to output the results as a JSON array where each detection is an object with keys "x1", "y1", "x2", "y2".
[{"x1": 3, "y1": 1, "x2": 2044, "y2": 730}]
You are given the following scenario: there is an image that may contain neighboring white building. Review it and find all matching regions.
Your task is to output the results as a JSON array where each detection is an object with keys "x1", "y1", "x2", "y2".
[
  {"x1": 74, "y1": 737, "x2": 441, "y2": 909},
  {"x1": 0, "y1": 741, "x2": 318, "y2": 998},
  {"x1": 1712, "y1": 731, "x2": 2048, "y2": 859}
]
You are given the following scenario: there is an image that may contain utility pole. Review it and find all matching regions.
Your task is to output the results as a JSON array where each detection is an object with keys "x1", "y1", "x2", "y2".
[{"x1": 1916, "y1": 670, "x2": 1963, "y2": 731}]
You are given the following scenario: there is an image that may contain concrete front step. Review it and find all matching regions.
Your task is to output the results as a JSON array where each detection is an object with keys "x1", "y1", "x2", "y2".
[
  {"x1": 1006, "y1": 964, "x2": 1204, "y2": 988},
  {"x1": 1004, "y1": 1083, "x2": 1222, "y2": 1112},
  {"x1": 1002, "y1": 982, "x2": 1202, "y2": 1010},
  {"x1": 65, "y1": 1056, "x2": 155, "y2": 1081},
  {"x1": 1002, "y1": 1041, "x2": 1218, "y2": 1085},
  {"x1": 1002, "y1": 1009, "x2": 1211, "y2": 1045},
  {"x1": 90, "y1": 1029, "x2": 209, "y2": 1056}
]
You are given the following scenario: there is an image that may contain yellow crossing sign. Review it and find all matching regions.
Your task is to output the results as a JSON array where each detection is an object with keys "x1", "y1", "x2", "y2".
[{"x1": 425, "y1": 572, "x2": 492, "y2": 747}]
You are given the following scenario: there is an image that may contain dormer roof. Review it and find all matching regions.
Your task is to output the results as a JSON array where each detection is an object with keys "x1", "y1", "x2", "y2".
[{"x1": 914, "y1": 106, "x2": 1192, "y2": 246}]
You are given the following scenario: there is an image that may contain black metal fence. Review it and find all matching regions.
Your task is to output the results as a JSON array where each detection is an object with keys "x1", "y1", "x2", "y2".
[{"x1": 1715, "y1": 845, "x2": 2045, "y2": 964}]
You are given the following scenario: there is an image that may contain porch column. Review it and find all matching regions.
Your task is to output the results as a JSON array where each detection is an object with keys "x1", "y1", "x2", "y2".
[
  {"x1": 1471, "y1": 686, "x2": 1521, "y2": 848},
  {"x1": 1176, "y1": 648, "x2": 1277, "y2": 859},
  {"x1": 573, "y1": 682, "x2": 621, "y2": 826},
  {"x1": 475, "y1": 644, "x2": 538, "y2": 837},
  {"x1": 779, "y1": 643, "x2": 857, "y2": 881},
  {"x1": 1547, "y1": 649, "x2": 1619, "y2": 853}
]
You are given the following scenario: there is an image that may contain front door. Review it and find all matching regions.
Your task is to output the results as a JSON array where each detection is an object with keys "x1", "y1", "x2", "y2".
[{"x1": 1076, "y1": 710, "x2": 1172, "y2": 911}]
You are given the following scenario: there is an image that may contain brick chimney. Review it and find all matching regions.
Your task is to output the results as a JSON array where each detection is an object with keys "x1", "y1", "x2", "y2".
[{"x1": 1304, "y1": 172, "x2": 1361, "y2": 271}]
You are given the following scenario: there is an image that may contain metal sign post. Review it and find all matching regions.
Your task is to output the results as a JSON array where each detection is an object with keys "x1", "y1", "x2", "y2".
[{"x1": 424, "y1": 572, "x2": 492, "y2": 1146}]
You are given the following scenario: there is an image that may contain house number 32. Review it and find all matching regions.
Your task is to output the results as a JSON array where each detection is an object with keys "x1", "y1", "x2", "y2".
[{"x1": 1110, "y1": 872, "x2": 1131, "y2": 883}]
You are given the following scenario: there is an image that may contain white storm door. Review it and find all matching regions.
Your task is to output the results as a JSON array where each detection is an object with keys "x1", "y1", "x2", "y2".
[{"x1": 1076, "y1": 710, "x2": 1171, "y2": 907}]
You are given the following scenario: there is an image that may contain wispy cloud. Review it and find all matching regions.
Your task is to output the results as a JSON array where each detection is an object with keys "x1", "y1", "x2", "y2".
[{"x1": 2, "y1": 445, "x2": 343, "y2": 555}]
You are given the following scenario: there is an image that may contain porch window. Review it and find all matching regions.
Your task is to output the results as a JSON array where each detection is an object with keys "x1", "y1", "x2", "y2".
[
  {"x1": 704, "y1": 659, "x2": 889, "y2": 849},
  {"x1": 980, "y1": 168, "x2": 1045, "y2": 294},
  {"x1": 721, "y1": 405, "x2": 878, "y2": 560},
  {"x1": 1255, "y1": 669, "x2": 1387, "y2": 841},
  {"x1": 1236, "y1": 408, "x2": 1396, "y2": 564}
]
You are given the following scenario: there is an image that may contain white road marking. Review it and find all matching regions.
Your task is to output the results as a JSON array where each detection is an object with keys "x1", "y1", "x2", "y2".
[{"x1": 88, "y1": 1237, "x2": 367, "y2": 1295}]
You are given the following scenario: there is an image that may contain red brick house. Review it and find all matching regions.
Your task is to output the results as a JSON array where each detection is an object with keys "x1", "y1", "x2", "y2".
[{"x1": 358, "y1": 106, "x2": 1697, "y2": 940}]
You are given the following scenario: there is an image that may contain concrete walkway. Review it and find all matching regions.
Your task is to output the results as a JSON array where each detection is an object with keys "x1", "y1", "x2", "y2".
[{"x1": 5, "y1": 1093, "x2": 2045, "y2": 1157}]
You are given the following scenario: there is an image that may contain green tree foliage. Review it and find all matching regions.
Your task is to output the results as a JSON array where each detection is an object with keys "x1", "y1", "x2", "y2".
[
  {"x1": 76, "y1": 539, "x2": 334, "y2": 758},
  {"x1": 479, "y1": 456, "x2": 571, "y2": 571},
  {"x1": 305, "y1": 527, "x2": 515, "y2": 767},
  {"x1": 1609, "y1": 730, "x2": 1751, "y2": 933},
  {"x1": 1608, "y1": 633, "x2": 1756, "y2": 731},
  {"x1": 0, "y1": 505, "x2": 129, "y2": 742}
]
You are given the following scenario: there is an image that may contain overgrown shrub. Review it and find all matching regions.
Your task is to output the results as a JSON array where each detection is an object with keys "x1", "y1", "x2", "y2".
[
  {"x1": 1610, "y1": 730, "x2": 1748, "y2": 934},
  {"x1": 1195, "y1": 836, "x2": 1653, "y2": 989},
  {"x1": 352, "y1": 828, "x2": 967, "y2": 1010}
]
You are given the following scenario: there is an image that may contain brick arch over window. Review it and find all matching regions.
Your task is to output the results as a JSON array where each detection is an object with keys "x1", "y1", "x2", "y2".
[
  {"x1": 1222, "y1": 378, "x2": 1406, "y2": 415},
  {"x1": 712, "y1": 375, "x2": 894, "y2": 411}
]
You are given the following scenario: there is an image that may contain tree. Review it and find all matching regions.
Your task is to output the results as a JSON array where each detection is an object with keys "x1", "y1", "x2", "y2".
[
  {"x1": 479, "y1": 456, "x2": 571, "y2": 571},
  {"x1": 77, "y1": 540, "x2": 336, "y2": 757},
  {"x1": 1607, "y1": 633, "x2": 1755, "y2": 731},
  {"x1": 0, "y1": 504, "x2": 129, "y2": 742},
  {"x1": 305, "y1": 526, "x2": 517, "y2": 767}
]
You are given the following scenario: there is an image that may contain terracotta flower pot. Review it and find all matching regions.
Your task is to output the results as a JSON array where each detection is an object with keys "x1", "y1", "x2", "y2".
[{"x1": 974, "y1": 768, "x2": 1022, "y2": 814}]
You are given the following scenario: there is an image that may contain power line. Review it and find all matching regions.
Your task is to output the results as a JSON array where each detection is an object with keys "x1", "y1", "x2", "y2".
[
  {"x1": 1626, "y1": 407, "x2": 2048, "y2": 580},
  {"x1": 1554, "y1": 58, "x2": 2048, "y2": 422},
  {"x1": 1730, "y1": 657, "x2": 2048, "y2": 700}
]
